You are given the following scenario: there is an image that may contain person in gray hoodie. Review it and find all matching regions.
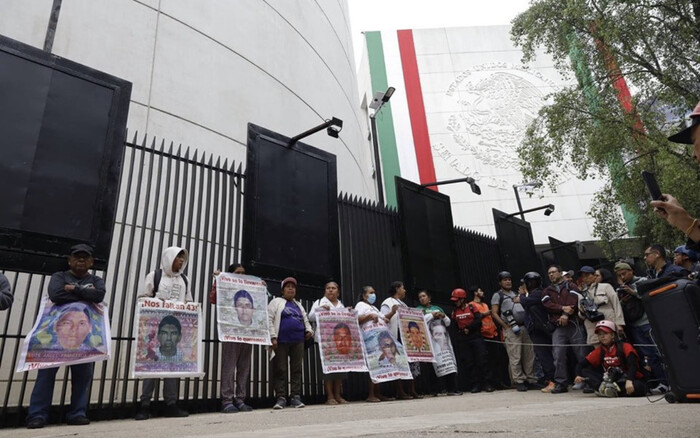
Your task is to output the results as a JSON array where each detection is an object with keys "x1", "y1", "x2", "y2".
[{"x1": 135, "y1": 246, "x2": 193, "y2": 420}]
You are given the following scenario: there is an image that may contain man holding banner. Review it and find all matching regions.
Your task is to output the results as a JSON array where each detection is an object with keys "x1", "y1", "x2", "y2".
[
  {"x1": 25, "y1": 244, "x2": 107, "y2": 429},
  {"x1": 213, "y1": 264, "x2": 271, "y2": 412},
  {"x1": 134, "y1": 246, "x2": 195, "y2": 421}
]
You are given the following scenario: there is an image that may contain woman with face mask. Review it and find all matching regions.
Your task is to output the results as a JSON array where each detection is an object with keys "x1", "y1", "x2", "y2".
[{"x1": 355, "y1": 286, "x2": 392, "y2": 402}]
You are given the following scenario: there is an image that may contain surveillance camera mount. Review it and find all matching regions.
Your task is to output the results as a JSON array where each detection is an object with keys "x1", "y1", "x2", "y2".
[
  {"x1": 419, "y1": 177, "x2": 482, "y2": 195},
  {"x1": 287, "y1": 117, "x2": 343, "y2": 147},
  {"x1": 504, "y1": 204, "x2": 555, "y2": 219}
]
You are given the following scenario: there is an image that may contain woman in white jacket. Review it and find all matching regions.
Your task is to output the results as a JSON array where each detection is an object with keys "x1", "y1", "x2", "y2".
[{"x1": 267, "y1": 277, "x2": 313, "y2": 409}]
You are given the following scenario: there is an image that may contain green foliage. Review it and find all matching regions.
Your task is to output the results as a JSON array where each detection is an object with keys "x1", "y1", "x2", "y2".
[{"x1": 511, "y1": 0, "x2": 700, "y2": 252}]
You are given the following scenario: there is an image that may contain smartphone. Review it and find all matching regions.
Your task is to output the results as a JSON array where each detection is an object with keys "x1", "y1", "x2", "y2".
[{"x1": 641, "y1": 170, "x2": 663, "y2": 201}]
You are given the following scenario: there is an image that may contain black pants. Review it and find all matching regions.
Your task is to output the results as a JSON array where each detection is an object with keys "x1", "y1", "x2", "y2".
[
  {"x1": 529, "y1": 329, "x2": 555, "y2": 382},
  {"x1": 484, "y1": 335, "x2": 510, "y2": 388},
  {"x1": 455, "y1": 336, "x2": 490, "y2": 390},
  {"x1": 581, "y1": 367, "x2": 646, "y2": 397},
  {"x1": 421, "y1": 361, "x2": 459, "y2": 393}
]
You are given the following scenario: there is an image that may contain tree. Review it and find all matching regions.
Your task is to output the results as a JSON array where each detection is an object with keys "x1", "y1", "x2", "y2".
[{"x1": 510, "y1": 0, "x2": 700, "y2": 256}]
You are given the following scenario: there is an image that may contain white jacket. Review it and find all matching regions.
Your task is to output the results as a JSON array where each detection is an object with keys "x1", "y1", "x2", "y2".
[
  {"x1": 267, "y1": 297, "x2": 313, "y2": 340},
  {"x1": 139, "y1": 246, "x2": 193, "y2": 303}
]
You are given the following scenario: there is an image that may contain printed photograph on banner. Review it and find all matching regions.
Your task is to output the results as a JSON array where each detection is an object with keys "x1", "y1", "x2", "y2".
[
  {"x1": 397, "y1": 307, "x2": 435, "y2": 362},
  {"x1": 16, "y1": 296, "x2": 111, "y2": 372},
  {"x1": 215, "y1": 273, "x2": 271, "y2": 345},
  {"x1": 132, "y1": 298, "x2": 203, "y2": 378},
  {"x1": 361, "y1": 319, "x2": 412, "y2": 383},
  {"x1": 316, "y1": 309, "x2": 367, "y2": 373},
  {"x1": 428, "y1": 319, "x2": 458, "y2": 377}
]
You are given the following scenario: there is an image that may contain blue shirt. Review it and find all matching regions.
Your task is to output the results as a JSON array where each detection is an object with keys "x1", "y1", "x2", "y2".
[{"x1": 277, "y1": 300, "x2": 305, "y2": 344}]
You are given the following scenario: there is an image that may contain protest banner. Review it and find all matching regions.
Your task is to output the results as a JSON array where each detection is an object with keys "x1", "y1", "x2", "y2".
[
  {"x1": 361, "y1": 319, "x2": 412, "y2": 383},
  {"x1": 215, "y1": 273, "x2": 271, "y2": 345},
  {"x1": 17, "y1": 295, "x2": 111, "y2": 372},
  {"x1": 315, "y1": 309, "x2": 367, "y2": 373},
  {"x1": 397, "y1": 307, "x2": 435, "y2": 363},
  {"x1": 427, "y1": 319, "x2": 458, "y2": 377},
  {"x1": 132, "y1": 298, "x2": 204, "y2": 378}
]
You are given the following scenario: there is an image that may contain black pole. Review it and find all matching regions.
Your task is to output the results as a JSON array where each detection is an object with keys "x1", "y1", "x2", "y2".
[
  {"x1": 513, "y1": 185, "x2": 525, "y2": 221},
  {"x1": 420, "y1": 177, "x2": 473, "y2": 188},
  {"x1": 370, "y1": 115, "x2": 385, "y2": 206}
]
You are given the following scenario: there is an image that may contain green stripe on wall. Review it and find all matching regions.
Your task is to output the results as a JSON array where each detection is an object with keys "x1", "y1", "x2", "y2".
[{"x1": 365, "y1": 31, "x2": 400, "y2": 207}]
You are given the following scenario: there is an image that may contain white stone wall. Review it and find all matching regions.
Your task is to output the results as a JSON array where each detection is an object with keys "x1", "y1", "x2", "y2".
[{"x1": 0, "y1": 0, "x2": 375, "y2": 199}]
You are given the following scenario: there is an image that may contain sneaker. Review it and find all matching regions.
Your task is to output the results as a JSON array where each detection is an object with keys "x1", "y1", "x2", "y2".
[
  {"x1": 551, "y1": 383, "x2": 568, "y2": 394},
  {"x1": 273, "y1": 397, "x2": 286, "y2": 409},
  {"x1": 164, "y1": 404, "x2": 189, "y2": 417},
  {"x1": 583, "y1": 383, "x2": 594, "y2": 394},
  {"x1": 222, "y1": 403, "x2": 239, "y2": 413},
  {"x1": 470, "y1": 385, "x2": 481, "y2": 394},
  {"x1": 66, "y1": 416, "x2": 90, "y2": 426},
  {"x1": 290, "y1": 396, "x2": 305, "y2": 408},
  {"x1": 484, "y1": 385, "x2": 495, "y2": 393},
  {"x1": 26, "y1": 417, "x2": 46, "y2": 429},
  {"x1": 516, "y1": 382, "x2": 528, "y2": 392},
  {"x1": 235, "y1": 402, "x2": 253, "y2": 412},
  {"x1": 527, "y1": 381, "x2": 545, "y2": 390},
  {"x1": 572, "y1": 382, "x2": 584, "y2": 390},
  {"x1": 540, "y1": 381, "x2": 556, "y2": 393},
  {"x1": 134, "y1": 405, "x2": 150, "y2": 421},
  {"x1": 650, "y1": 383, "x2": 670, "y2": 395},
  {"x1": 446, "y1": 391, "x2": 463, "y2": 396}
]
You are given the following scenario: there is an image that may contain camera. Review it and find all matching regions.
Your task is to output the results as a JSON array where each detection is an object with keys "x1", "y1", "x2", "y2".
[
  {"x1": 580, "y1": 295, "x2": 604, "y2": 322},
  {"x1": 502, "y1": 309, "x2": 521, "y2": 334}
]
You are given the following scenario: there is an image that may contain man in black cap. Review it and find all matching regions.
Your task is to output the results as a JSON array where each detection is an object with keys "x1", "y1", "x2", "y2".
[
  {"x1": 26, "y1": 244, "x2": 106, "y2": 429},
  {"x1": 651, "y1": 101, "x2": 700, "y2": 245},
  {"x1": 491, "y1": 271, "x2": 536, "y2": 391},
  {"x1": 0, "y1": 272, "x2": 12, "y2": 311}
]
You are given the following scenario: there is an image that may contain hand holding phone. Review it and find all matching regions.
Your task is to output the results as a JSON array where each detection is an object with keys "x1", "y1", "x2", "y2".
[{"x1": 641, "y1": 170, "x2": 664, "y2": 201}]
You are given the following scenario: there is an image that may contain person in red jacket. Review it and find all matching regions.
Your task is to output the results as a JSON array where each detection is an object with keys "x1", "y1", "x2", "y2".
[
  {"x1": 451, "y1": 288, "x2": 493, "y2": 393},
  {"x1": 574, "y1": 320, "x2": 647, "y2": 397}
]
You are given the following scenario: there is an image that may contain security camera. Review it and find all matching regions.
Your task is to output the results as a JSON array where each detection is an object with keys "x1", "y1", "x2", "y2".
[
  {"x1": 327, "y1": 125, "x2": 341, "y2": 138},
  {"x1": 544, "y1": 204, "x2": 555, "y2": 216}
]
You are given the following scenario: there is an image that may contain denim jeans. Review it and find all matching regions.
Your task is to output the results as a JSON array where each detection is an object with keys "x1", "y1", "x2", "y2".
[
  {"x1": 628, "y1": 323, "x2": 666, "y2": 382},
  {"x1": 27, "y1": 362, "x2": 94, "y2": 421}
]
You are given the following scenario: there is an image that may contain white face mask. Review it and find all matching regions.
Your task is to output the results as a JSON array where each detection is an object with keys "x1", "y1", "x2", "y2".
[{"x1": 367, "y1": 293, "x2": 376, "y2": 305}]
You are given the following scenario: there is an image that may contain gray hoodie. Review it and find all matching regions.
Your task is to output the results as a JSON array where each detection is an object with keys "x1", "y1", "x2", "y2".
[{"x1": 139, "y1": 246, "x2": 193, "y2": 303}]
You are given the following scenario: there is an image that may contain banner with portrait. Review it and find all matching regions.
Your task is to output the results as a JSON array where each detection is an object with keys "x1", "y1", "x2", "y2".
[
  {"x1": 215, "y1": 273, "x2": 271, "y2": 345},
  {"x1": 427, "y1": 319, "x2": 458, "y2": 377},
  {"x1": 16, "y1": 295, "x2": 111, "y2": 372},
  {"x1": 361, "y1": 319, "x2": 412, "y2": 383},
  {"x1": 132, "y1": 298, "x2": 204, "y2": 378},
  {"x1": 397, "y1": 307, "x2": 435, "y2": 363},
  {"x1": 315, "y1": 309, "x2": 367, "y2": 373}
]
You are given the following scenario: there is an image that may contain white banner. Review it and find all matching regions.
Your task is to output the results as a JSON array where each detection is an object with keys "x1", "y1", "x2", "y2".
[
  {"x1": 16, "y1": 295, "x2": 111, "y2": 372},
  {"x1": 132, "y1": 298, "x2": 204, "y2": 378},
  {"x1": 215, "y1": 273, "x2": 271, "y2": 345}
]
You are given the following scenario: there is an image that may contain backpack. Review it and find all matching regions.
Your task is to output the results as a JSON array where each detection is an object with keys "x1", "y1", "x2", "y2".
[
  {"x1": 153, "y1": 268, "x2": 188, "y2": 294},
  {"x1": 498, "y1": 291, "x2": 526, "y2": 324}
]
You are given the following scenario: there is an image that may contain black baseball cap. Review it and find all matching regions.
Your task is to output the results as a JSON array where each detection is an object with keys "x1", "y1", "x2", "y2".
[
  {"x1": 70, "y1": 244, "x2": 94, "y2": 256},
  {"x1": 668, "y1": 101, "x2": 700, "y2": 144}
]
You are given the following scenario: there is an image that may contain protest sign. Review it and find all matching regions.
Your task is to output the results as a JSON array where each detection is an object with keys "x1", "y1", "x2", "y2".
[
  {"x1": 427, "y1": 319, "x2": 458, "y2": 377},
  {"x1": 215, "y1": 273, "x2": 271, "y2": 345},
  {"x1": 361, "y1": 319, "x2": 412, "y2": 383},
  {"x1": 17, "y1": 295, "x2": 111, "y2": 372},
  {"x1": 315, "y1": 309, "x2": 367, "y2": 373},
  {"x1": 397, "y1": 307, "x2": 435, "y2": 363},
  {"x1": 132, "y1": 298, "x2": 204, "y2": 378}
]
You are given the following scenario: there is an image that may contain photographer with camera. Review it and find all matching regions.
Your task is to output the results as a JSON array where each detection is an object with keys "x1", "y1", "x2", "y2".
[
  {"x1": 491, "y1": 272, "x2": 536, "y2": 392},
  {"x1": 574, "y1": 320, "x2": 647, "y2": 397},
  {"x1": 519, "y1": 272, "x2": 556, "y2": 392},
  {"x1": 578, "y1": 266, "x2": 625, "y2": 347},
  {"x1": 542, "y1": 265, "x2": 587, "y2": 394},
  {"x1": 614, "y1": 262, "x2": 668, "y2": 393}
]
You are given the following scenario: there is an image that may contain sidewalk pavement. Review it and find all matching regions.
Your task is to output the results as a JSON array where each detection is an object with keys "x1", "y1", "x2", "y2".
[{"x1": 5, "y1": 389, "x2": 699, "y2": 437}]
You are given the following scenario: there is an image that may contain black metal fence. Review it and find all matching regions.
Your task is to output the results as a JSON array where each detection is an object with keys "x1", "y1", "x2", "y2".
[{"x1": 0, "y1": 135, "x2": 503, "y2": 427}]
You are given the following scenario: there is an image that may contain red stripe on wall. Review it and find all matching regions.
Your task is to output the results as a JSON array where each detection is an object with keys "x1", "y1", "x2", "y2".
[{"x1": 397, "y1": 29, "x2": 437, "y2": 190}]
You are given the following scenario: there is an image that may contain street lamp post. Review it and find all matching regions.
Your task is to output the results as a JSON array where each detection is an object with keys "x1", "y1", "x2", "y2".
[
  {"x1": 513, "y1": 182, "x2": 541, "y2": 220},
  {"x1": 369, "y1": 87, "x2": 395, "y2": 206}
]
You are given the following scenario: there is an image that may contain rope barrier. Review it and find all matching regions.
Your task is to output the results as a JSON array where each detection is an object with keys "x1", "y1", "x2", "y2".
[{"x1": 482, "y1": 338, "x2": 659, "y2": 349}]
